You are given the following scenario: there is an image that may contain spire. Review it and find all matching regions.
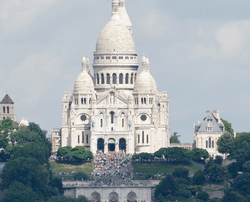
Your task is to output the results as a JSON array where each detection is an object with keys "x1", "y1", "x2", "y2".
[
  {"x1": 112, "y1": 0, "x2": 119, "y2": 16},
  {"x1": 81, "y1": 54, "x2": 87, "y2": 71},
  {"x1": 146, "y1": 56, "x2": 150, "y2": 71},
  {"x1": 141, "y1": 54, "x2": 147, "y2": 71},
  {"x1": 0, "y1": 94, "x2": 14, "y2": 104},
  {"x1": 118, "y1": 0, "x2": 133, "y2": 34},
  {"x1": 86, "y1": 57, "x2": 90, "y2": 73}
]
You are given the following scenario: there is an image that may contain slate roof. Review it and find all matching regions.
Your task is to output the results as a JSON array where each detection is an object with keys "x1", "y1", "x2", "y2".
[
  {"x1": 0, "y1": 94, "x2": 14, "y2": 104},
  {"x1": 195, "y1": 112, "x2": 224, "y2": 133}
]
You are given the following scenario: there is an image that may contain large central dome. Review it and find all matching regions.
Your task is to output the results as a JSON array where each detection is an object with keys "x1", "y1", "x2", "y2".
[{"x1": 96, "y1": 16, "x2": 135, "y2": 54}]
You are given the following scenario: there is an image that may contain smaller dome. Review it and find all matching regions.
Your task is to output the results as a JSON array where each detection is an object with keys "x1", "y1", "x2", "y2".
[
  {"x1": 74, "y1": 70, "x2": 94, "y2": 93},
  {"x1": 134, "y1": 71, "x2": 157, "y2": 93}
]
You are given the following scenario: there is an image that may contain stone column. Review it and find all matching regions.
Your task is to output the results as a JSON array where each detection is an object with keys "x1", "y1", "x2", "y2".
[
  {"x1": 104, "y1": 142, "x2": 108, "y2": 154},
  {"x1": 115, "y1": 135, "x2": 119, "y2": 152}
]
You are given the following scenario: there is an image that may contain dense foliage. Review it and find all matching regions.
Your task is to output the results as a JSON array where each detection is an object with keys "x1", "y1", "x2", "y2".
[
  {"x1": 170, "y1": 132, "x2": 180, "y2": 143},
  {"x1": 57, "y1": 146, "x2": 93, "y2": 161}
]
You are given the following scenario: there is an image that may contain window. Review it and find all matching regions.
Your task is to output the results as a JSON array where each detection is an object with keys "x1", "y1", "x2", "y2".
[
  {"x1": 125, "y1": 73, "x2": 129, "y2": 84},
  {"x1": 86, "y1": 135, "x2": 88, "y2": 144},
  {"x1": 125, "y1": 56, "x2": 129, "y2": 59},
  {"x1": 144, "y1": 98, "x2": 146, "y2": 104},
  {"x1": 84, "y1": 98, "x2": 86, "y2": 104},
  {"x1": 97, "y1": 74, "x2": 100, "y2": 84},
  {"x1": 135, "y1": 73, "x2": 137, "y2": 81},
  {"x1": 106, "y1": 56, "x2": 110, "y2": 59},
  {"x1": 75, "y1": 98, "x2": 78, "y2": 105},
  {"x1": 206, "y1": 141, "x2": 208, "y2": 148},
  {"x1": 122, "y1": 119, "x2": 124, "y2": 127},
  {"x1": 131, "y1": 73, "x2": 134, "y2": 84},
  {"x1": 101, "y1": 56, "x2": 104, "y2": 59},
  {"x1": 130, "y1": 57, "x2": 133, "y2": 59},
  {"x1": 119, "y1": 73, "x2": 123, "y2": 84},
  {"x1": 147, "y1": 135, "x2": 149, "y2": 144},
  {"x1": 142, "y1": 131, "x2": 144, "y2": 143},
  {"x1": 81, "y1": 98, "x2": 83, "y2": 104},
  {"x1": 97, "y1": 56, "x2": 99, "y2": 59},
  {"x1": 100, "y1": 119, "x2": 103, "y2": 128},
  {"x1": 141, "y1": 98, "x2": 143, "y2": 104},
  {"x1": 89, "y1": 98, "x2": 91, "y2": 104},
  {"x1": 101, "y1": 73, "x2": 104, "y2": 84},
  {"x1": 81, "y1": 115, "x2": 87, "y2": 121},
  {"x1": 78, "y1": 135, "x2": 80, "y2": 144},
  {"x1": 141, "y1": 115, "x2": 147, "y2": 121},
  {"x1": 82, "y1": 132, "x2": 84, "y2": 143},
  {"x1": 3, "y1": 107, "x2": 5, "y2": 113},
  {"x1": 113, "y1": 73, "x2": 117, "y2": 84},
  {"x1": 212, "y1": 141, "x2": 214, "y2": 148},
  {"x1": 112, "y1": 56, "x2": 117, "y2": 59},
  {"x1": 110, "y1": 111, "x2": 115, "y2": 124},
  {"x1": 107, "y1": 73, "x2": 110, "y2": 84},
  {"x1": 119, "y1": 56, "x2": 123, "y2": 59},
  {"x1": 209, "y1": 138, "x2": 211, "y2": 148},
  {"x1": 138, "y1": 135, "x2": 140, "y2": 143}
]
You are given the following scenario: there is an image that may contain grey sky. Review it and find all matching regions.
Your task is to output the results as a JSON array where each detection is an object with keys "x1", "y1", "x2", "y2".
[{"x1": 1, "y1": 0, "x2": 250, "y2": 143}]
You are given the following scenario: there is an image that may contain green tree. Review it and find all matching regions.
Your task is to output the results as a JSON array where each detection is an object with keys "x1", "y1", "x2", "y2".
[
  {"x1": 155, "y1": 175, "x2": 177, "y2": 200},
  {"x1": 190, "y1": 148, "x2": 209, "y2": 161},
  {"x1": 57, "y1": 146, "x2": 72, "y2": 159},
  {"x1": 1, "y1": 181, "x2": 40, "y2": 202},
  {"x1": 205, "y1": 161, "x2": 226, "y2": 183},
  {"x1": 192, "y1": 170, "x2": 205, "y2": 185},
  {"x1": 222, "y1": 191, "x2": 248, "y2": 202},
  {"x1": 139, "y1": 153, "x2": 154, "y2": 161},
  {"x1": 214, "y1": 155, "x2": 223, "y2": 165},
  {"x1": 132, "y1": 154, "x2": 139, "y2": 160},
  {"x1": 243, "y1": 161, "x2": 250, "y2": 173},
  {"x1": 232, "y1": 173, "x2": 250, "y2": 197},
  {"x1": 170, "y1": 132, "x2": 180, "y2": 143},
  {"x1": 1, "y1": 157, "x2": 50, "y2": 199},
  {"x1": 217, "y1": 133, "x2": 235, "y2": 155},
  {"x1": 221, "y1": 119, "x2": 234, "y2": 135},
  {"x1": 172, "y1": 166, "x2": 189, "y2": 179},
  {"x1": 165, "y1": 147, "x2": 191, "y2": 161},
  {"x1": 227, "y1": 162, "x2": 239, "y2": 179},
  {"x1": 197, "y1": 191, "x2": 209, "y2": 201}
]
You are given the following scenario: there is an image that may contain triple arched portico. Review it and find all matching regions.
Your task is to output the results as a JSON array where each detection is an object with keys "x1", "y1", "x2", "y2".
[
  {"x1": 90, "y1": 191, "x2": 137, "y2": 202},
  {"x1": 97, "y1": 137, "x2": 127, "y2": 153}
]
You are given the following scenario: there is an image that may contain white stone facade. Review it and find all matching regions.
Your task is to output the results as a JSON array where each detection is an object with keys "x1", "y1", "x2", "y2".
[
  {"x1": 51, "y1": 128, "x2": 61, "y2": 152},
  {"x1": 61, "y1": 0, "x2": 170, "y2": 155},
  {"x1": 193, "y1": 110, "x2": 225, "y2": 158}
]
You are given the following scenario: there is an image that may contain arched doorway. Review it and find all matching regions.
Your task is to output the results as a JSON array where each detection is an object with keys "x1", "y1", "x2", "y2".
[
  {"x1": 91, "y1": 192, "x2": 101, "y2": 202},
  {"x1": 108, "y1": 138, "x2": 115, "y2": 152},
  {"x1": 109, "y1": 192, "x2": 119, "y2": 202},
  {"x1": 119, "y1": 138, "x2": 126, "y2": 151},
  {"x1": 97, "y1": 138, "x2": 104, "y2": 152},
  {"x1": 127, "y1": 192, "x2": 137, "y2": 202}
]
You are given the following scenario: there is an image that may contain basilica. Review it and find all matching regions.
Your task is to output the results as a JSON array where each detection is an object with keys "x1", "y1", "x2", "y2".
[{"x1": 61, "y1": 0, "x2": 170, "y2": 155}]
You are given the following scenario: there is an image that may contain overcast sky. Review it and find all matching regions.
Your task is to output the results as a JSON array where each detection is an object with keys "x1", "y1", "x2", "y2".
[{"x1": 1, "y1": 0, "x2": 250, "y2": 143}]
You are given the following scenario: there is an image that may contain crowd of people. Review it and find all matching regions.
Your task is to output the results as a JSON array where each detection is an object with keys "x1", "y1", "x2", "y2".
[{"x1": 93, "y1": 150, "x2": 132, "y2": 185}]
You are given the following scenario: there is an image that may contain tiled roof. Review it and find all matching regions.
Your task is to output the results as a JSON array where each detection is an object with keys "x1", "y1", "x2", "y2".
[
  {"x1": 0, "y1": 94, "x2": 14, "y2": 104},
  {"x1": 195, "y1": 112, "x2": 224, "y2": 133}
]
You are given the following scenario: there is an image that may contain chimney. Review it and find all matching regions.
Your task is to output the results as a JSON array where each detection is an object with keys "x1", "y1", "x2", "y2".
[
  {"x1": 213, "y1": 110, "x2": 220, "y2": 120},
  {"x1": 206, "y1": 110, "x2": 210, "y2": 117}
]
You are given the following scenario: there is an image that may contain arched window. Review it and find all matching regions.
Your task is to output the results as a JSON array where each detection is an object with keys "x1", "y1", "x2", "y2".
[
  {"x1": 142, "y1": 131, "x2": 144, "y2": 143},
  {"x1": 97, "y1": 74, "x2": 100, "y2": 84},
  {"x1": 3, "y1": 107, "x2": 5, "y2": 113},
  {"x1": 122, "y1": 119, "x2": 124, "y2": 127},
  {"x1": 131, "y1": 73, "x2": 134, "y2": 84},
  {"x1": 110, "y1": 111, "x2": 115, "y2": 124},
  {"x1": 119, "y1": 73, "x2": 123, "y2": 84},
  {"x1": 84, "y1": 98, "x2": 86, "y2": 104},
  {"x1": 144, "y1": 98, "x2": 146, "y2": 104},
  {"x1": 138, "y1": 135, "x2": 140, "y2": 144},
  {"x1": 141, "y1": 98, "x2": 143, "y2": 104},
  {"x1": 125, "y1": 73, "x2": 129, "y2": 84},
  {"x1": 100, "y1": 119, "x2": 103, "y2": 127},
  {"x1": 82, "y1": 132, "x2": 84, "y2": 143},
  {"x1": 212, "y1": 140, "x2": 214, "y2": 148},
  {"x1": 81, "y1": 98, "x2": 83, "y2": 104},
  {"x1": 86, "y1": 135, "x2": 89, "y2": 144},
  {"x1": 101, "y1": 73, "x2": 104, "y2": 84},
  {"x1": 209, "y1": 137, "x2": 211, "y2": 148},
  {"x1": 107, "y1": 73, "x2": 110, "y2": 84},
  {"x1": 206, "y1": 141, "x2": 208, "y2": 148},
  {"x1": 113, "y1": 73, "x2": 117, "y2": 84},
  {"x1": 78, "y1": 135, "x2": 80, "y2": 144},
  {"x1": 147, "y1": 135, "x2": 149, "y2": 144}
]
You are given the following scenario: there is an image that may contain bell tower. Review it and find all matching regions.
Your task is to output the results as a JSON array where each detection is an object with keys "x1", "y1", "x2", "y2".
[{"x1": 0, "y1": 94, "x2": 17, "y2": 122}]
